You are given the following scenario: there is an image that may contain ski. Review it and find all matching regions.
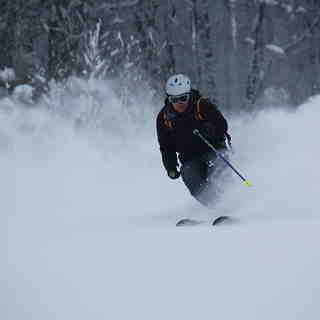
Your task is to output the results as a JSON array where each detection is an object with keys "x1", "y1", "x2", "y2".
[
  {"x1": 212, "y1": 215, "x2": 230, "y2": 226},
  {"x1": 176, "y1": 215, "x2": 232, "y2": 227},
  {"x1": 176, "y1": 218, "x2": 204, "y2": 227}
]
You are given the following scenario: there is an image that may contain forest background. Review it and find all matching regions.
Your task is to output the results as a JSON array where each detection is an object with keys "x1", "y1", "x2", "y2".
[{"x1": 1, "y1": 0, "x2": 320, "y2": 113}]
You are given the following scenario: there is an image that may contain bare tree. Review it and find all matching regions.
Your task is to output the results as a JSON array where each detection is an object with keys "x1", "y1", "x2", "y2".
[
  {"x1": 245, "y1": 1, "x2": 266, "y2": 108},
  {"x1": 0, "y1": 0, "x2": 320, "y2": 109}
]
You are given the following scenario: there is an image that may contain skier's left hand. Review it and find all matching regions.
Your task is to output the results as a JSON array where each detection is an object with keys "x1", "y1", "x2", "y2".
[{"x1": 202, "y1": 122, "x2": 216, "y2": 138}]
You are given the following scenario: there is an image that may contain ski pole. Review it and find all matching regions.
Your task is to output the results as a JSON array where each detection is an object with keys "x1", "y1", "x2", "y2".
[{"x1": 193, "y1": 129, "x2": 252, "y2": 187}]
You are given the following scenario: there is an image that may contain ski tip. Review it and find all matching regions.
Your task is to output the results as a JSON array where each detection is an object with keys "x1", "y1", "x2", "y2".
[
  {"x1": 212, "y1": 215, "x2": 231, "y2": 226},
  {"x1": 176, "y1": 218, "x2": 202, "y2": 227}
]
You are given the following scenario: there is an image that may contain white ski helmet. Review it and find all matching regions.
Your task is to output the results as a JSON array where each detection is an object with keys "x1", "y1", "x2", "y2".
[{"x1": 165, "y1": 74, "x2": 191, "y2": 96}]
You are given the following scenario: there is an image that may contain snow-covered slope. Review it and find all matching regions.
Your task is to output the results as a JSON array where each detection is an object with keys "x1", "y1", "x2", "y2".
[{"x1": 2, "y1": 82, "x2": 320, "y2": 320}]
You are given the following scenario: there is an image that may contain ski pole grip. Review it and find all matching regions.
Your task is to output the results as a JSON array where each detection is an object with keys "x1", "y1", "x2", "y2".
[{"x1": 193, "y1": 128, "x2": 252, "y2": 187}]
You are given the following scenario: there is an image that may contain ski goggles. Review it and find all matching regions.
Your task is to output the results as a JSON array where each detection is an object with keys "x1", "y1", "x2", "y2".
[{"x1": 168, "y1": 93, "x2": 190, "y2": 104}]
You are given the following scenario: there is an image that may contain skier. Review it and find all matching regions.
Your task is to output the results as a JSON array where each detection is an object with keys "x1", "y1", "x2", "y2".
[{"x1": 156, "y1": 74, "x2": 231, "y2": 207}]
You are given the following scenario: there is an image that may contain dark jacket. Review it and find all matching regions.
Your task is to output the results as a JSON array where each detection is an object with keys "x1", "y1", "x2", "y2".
[{"x1": 156, "y1": 89, "x2": 229, "y2": 172}]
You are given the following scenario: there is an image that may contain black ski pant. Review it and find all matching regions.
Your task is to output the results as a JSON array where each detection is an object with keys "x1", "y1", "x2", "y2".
[{"x1": 180, "y1": 151, "x2": 228, "y2": 207}]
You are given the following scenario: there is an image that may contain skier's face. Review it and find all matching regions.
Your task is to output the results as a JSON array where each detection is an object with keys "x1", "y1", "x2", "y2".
[{"x1": 169, "y1": 93, "x2": 190, "y2": 113}]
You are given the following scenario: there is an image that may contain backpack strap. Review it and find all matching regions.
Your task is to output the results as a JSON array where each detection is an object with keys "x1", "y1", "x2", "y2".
[
  {"x1": 163, "y1": 111, "x2": 173, "y2": 129},
  {"x1": 195, "y1": 98, "x2": 205, "y2": 120},
  {"x1": 195, "y1": 98, "x2": 232, "y2": 147}
]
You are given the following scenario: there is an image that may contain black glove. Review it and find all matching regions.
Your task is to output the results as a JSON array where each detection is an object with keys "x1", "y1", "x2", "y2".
[
  {"x1": 202, "y1": 122, "x2": 216, "y2": 139},
  {"x1": 167, "y1": 169, "x2": 180, "y2": 180},
  {"x1": 202, "y1": 122, "x2": 226, "y2": 146}
]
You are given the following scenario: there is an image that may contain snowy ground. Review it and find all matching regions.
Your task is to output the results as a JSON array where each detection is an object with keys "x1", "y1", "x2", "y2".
[{"x1": 2, "y1": 82, "x2": 320, "y2": 320}]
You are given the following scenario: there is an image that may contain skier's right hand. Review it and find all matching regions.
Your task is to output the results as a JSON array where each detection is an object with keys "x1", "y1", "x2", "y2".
[{"x1": 168, "y1": 169, "x2": 180, "y2": 180}]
